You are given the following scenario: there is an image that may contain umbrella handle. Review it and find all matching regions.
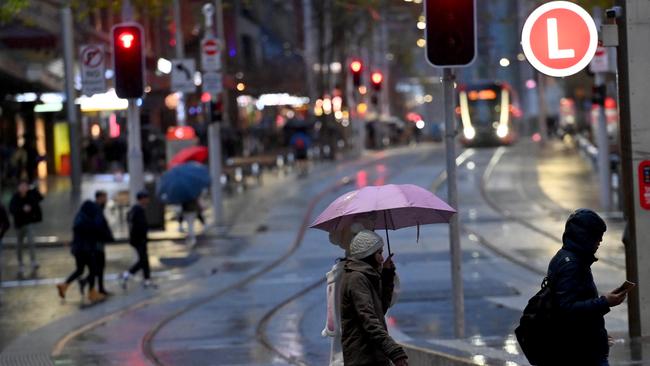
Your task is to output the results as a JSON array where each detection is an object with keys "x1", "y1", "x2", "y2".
[{"x1": 383, "y1": 210, "x2": 391, "y2": 256}]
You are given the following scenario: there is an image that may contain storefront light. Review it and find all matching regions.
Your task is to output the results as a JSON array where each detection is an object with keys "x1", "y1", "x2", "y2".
[
  {"x1": 34, "y1": 103, "x2": 63, "y2": 113},
  {"x1": 77, "y1": 89, "x2": 128, "y2": 112},
  {"x1": 14, "y1": 93, "x2": 38, "y2": 102}
]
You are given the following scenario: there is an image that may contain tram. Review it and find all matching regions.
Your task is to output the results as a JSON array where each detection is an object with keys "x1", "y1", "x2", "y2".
[{"x1": 457, "y1": 82, "x2": 521, "y2": 146}]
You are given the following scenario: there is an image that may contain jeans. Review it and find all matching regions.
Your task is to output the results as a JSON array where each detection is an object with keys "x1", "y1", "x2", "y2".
[
  {"x1": 16, "y1": 224, "x2": 36, "y2": 267},
  {"x1": 129, "y1": 244, "x2": 150, "y2": 280}
]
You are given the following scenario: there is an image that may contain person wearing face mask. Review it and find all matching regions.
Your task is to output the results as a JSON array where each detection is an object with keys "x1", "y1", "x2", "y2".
[
  {"x1": 339, "y1": 229, "x2": 408, "y2": 366},
  {"x1": 544, "y1": 209, "x2": 628, "y2": 366}
]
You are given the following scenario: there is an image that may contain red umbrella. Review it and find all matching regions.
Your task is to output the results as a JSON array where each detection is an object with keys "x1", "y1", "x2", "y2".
[{"x1": 168, "y1": 146, "x2": 209, "y2": 168}]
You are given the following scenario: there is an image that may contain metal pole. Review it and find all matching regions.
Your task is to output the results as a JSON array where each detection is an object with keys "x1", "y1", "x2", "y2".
[
  {"x1": 203, "y1": 3, "x2": 224, "y2": 227},
  {"x1": 536, "y1": 71, "x2": 548, "y2": 143},
  {"x1": 127, "y1": 100, "x2": 144, "y2": 204},
  {"x1": 208, "y1": 124, "x2": 223, "y2": 225},
  {"x1": 595, "y1": 74, "x2": 612, "y2": 211},
  {"x1": 61, "y1": 6, "x2": 81, "y2": 202},
  {"x1": 302, "y1": 0, "x2": 318, "y2": 103},
  {"x1": 380, "y1": 1, "x2": 390, "y2": 118},
  {"x1": 173, "y1": 0, "x2": 187, "y2": 126},
  {"x1": 215, "y1": 0, "x2": 231, "y2": 128},
  {"x1": 443, "y1": 68, "x2": 465, "y2": 338}
]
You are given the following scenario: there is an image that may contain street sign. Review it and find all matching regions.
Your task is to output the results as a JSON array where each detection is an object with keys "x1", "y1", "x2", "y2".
[
  {"x1": 521, "y1": 1, "x2": 598, "y2": 77},
  {"x1": 201, "y1": 37, "x2": 222, "y2": 72},
  {"x1": 202, "y1": 71, "x2": 223, "y2": 94},
  {"x1": 80, "y1": 44, "x2": 106, "y2": 96},
  {"x1": 590, "y1": 44, "x2": 610, "y2": 73},
  {"x1": 171, "y1": 58, "x2": 197, "y2": 93}
]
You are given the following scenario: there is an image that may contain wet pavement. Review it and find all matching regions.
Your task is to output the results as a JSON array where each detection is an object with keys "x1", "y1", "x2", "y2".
[{"x1": 0, "y1": 140, "x2": 641, "y2": 366}]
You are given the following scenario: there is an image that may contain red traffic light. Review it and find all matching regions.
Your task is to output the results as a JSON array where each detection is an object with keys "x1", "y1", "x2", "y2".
[
  {"x1": 350, "y1": 60, "x2": 363, "y2": 73},
  {"x1": 371, "y1": 71, "x2": 383, "y2": 85},
  {"x1": 112, "y1": 23, "x2": 145, "y2": 99},
  {"x1": 425, "y1": 0, "x2": 476, "y2": 67},
  {"x1": 118, "y1": 32, "x2": 135, "y2": 49}
]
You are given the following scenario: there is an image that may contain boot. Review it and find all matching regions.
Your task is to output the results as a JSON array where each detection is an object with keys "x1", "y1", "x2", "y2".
[
  {"x1": 88, "y1": 289, "x2": 106, "y2": 303},
  {"x1": 56, "y1": 283, "x2": 69, "y2": 299}
]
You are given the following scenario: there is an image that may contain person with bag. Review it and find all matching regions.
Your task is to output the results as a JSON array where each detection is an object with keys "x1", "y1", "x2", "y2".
[
  {"x1": 9, "y1": 180, "x2": 43, "y2": 275},
  {"x1": 120, "y1": 191, "x2": 156, "y2": 289},
  {"x1": 517, "y1": 209, "x2": 627, "y2": 366},
  {"x1": 339, "y1": 229, "x2": 408, "y2": 366}
]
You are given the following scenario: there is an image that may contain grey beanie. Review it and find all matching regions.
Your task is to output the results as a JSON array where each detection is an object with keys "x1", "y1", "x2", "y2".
[{"x1": 349, "y1": 230, "x2": 384, "y2": 259}]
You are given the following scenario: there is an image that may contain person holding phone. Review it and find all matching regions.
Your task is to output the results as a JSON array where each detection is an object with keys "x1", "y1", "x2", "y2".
[
  {"x1": 544, "y1": 209, "x2": 628, "y2": 366},
  {"x1": 339, "y1": 230, "x2": 408, "y2": 366}
]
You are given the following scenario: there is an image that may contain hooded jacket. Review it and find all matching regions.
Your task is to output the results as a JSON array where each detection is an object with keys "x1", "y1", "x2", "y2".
[
  {"x1": 340, "y1": 258, "x2": 406, "y2": 366},
  {"x1": 546, "y1": 209, "x2": 610, "y2": 365},
  {"x1": 72, "y1": 201, "x2": 114, "y2": 254}
]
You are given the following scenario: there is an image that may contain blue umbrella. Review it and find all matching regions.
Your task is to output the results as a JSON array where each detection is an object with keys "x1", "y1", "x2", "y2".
[{"x1": 157, "y1": 162, "x2": 210, "y2": 204}]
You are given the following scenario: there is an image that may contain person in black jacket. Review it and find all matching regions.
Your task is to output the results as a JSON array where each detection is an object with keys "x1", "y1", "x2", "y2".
[
  {"x1": 57, "y1": 199, "x2": 113, "y2": 303},
  {"x1": 79, "y1": 191, "x2": 114, "y2": 296},
  {"x1": 120, "y1": 191, "x2": 156, "y2": 289},
  {"x1": 0, "y1": 202, "x2": 10, "y2": 284},
  {"x1": 9, "y1": 181, "x2": 43, "y2": 275},
  {"x1": 545, "y1": 209, "x2": 627, "y2": 366}
]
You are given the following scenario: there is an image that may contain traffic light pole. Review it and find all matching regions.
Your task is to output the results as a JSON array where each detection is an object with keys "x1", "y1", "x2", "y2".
[
  {"x1": 61, "y1": 6, "x2": 82, "y2": 203},
  {"x1": 443, "y1": 68, "x2": 465, "y2": 338},
  {"x1": 127, "y1": 99, "x2": 144, "y2": 204},
  {"x1": 203, "y1": 3, "x2": 224, "y2": 227},
  {"x1": 173, "y1": 0, "x2": 187, "y2": 126}
]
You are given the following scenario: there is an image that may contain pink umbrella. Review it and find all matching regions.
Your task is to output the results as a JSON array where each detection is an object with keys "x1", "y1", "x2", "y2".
[{"x1": 310, "y1": 184, "x2": 456, "y2": 254}]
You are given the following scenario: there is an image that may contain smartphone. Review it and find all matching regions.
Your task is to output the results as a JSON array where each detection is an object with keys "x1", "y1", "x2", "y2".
[{"x1": 615, "y1": 280, "x2": 636, "y2": 294}]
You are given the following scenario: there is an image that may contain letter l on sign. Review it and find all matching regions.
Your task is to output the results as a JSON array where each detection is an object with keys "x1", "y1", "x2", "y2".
[{"x1": 547, "y1": 18, "x2": 575, "y2": 59}]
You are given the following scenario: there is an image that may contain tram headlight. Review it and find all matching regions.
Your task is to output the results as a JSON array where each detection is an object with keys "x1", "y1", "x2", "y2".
[
  {"x1": 463, "y1": 127, "x2": 476, "y2": 140},
  {"x1": 496, "y1": 124, "x2": 509, "y2": 138}
]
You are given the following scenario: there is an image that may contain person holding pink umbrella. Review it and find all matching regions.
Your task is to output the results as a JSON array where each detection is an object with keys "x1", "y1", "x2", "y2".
[{"x1": 339, "y1": 229, "x2": 408, "y2": 366}]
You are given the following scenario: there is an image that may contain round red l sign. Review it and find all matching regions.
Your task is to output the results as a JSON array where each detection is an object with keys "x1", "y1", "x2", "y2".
[{"x1": 521, "y1": 1, "x2": 597, "y2": 77}]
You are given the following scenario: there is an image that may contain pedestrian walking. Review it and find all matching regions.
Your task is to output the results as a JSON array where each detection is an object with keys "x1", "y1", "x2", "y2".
[
  {"x1": 56, "y1": 199, "x2": 113, "y2": 303},
  {"x1": 181, "y1": 198, "x2": 200, "y2": 247},
  {"x1": 542, "y1": 209, "x2": 628, "y2": 366},
  {"x1": 0, "y1": 202, "x2": 10, "y2": 284},
  {"x1": 339, "y1": 230, "x2": 408, "y2": 366},
  {"x1": 9, "y1": 181, "x2": 42, "y2": 275},
  {"x1": 120, "y1": 191, "x2": 156, "y2": 289},
  {"x1": 80, "y1": 191, "x2": 114, "y2": 296}
]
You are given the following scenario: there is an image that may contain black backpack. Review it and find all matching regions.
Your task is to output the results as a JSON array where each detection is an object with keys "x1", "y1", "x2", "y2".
[{"x1": 515, "y1": 276, "x2": 555, "y2": 365}]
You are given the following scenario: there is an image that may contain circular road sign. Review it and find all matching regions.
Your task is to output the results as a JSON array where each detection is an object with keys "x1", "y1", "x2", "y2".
[
  {"x1": 521, "y1": 1, "x2": 597, "y2": 77},
  {"x1": 203, "y1": 39, "x2": 220, "y2": 56}
]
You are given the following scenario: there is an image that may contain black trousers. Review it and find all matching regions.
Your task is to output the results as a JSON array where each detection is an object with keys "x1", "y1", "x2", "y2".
[
  {"x1": 65, "y1": 251, "x2": 96, "y2": 288},
  {"x1": 128, "y1": 244, "x2": 150, "y2": 280},
  {"x1": 93, "y1": 250, "x2": 106, "y2": 292}
]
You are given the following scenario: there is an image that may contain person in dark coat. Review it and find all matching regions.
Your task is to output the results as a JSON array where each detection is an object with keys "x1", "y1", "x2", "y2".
[
  {"x1": 0, "y1": 202, "x2": 10, "y2": 284},
  {"x1": 545, "y1": 209, "x2": 627, "y2": 366},
  {"x1": 9, "y1": 181, "x2": 43, "y2": 275},
  {"x1": 340, "y1": 230, "x2": 408, "y2": 366},
  {"x1": 57, "y1": 199, "x2": 113, "y2": 303},
  {"x1": 120, "y1": 191, "x2": 156, "y2": 289},
  {"x1": 79, "y1": 191, "x2": 114, "y2": 296}
]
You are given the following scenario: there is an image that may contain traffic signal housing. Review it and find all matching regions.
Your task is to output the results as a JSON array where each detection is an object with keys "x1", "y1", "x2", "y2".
[
  {"x1": 425, "y1": 0, "x2": 476, "y2": 67},
  {"x1": 350, "y1": 60, "x2": 363, "y2": 87},
  {"x1": 112, "y1": 23, "x2": 145, "y2": 99},
  {"x1": 370, "y1": 71, "x2": 383, "y2": 91}
]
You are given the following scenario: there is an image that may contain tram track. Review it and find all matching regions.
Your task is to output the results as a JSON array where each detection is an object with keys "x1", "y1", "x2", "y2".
[
  {"x1": 50, "y1": 151, "x2": 396, "y2": 360},
  {"x1": 478, "y1": 146, "x2": 625, "y2": 271},
  {"x1": 253, "y1": 143, "x2": 626, "y2": 364}
]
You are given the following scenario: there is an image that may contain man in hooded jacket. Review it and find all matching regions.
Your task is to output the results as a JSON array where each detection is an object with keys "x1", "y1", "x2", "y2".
[
  {"x1": 544, "y1": 209, "x2": 627, "y2": 366},
  {"x1": 340, "y1": 229, "x2": 408, "y2": 366}
]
